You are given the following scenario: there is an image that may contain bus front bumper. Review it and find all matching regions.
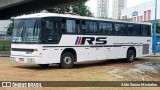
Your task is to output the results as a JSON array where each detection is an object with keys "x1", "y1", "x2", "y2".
[{"x1": 10, "y1": 56, "x2": 43, "y2": 64}]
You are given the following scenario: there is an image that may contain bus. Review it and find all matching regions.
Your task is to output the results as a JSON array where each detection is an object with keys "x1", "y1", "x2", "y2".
[{"x1": 10, "y1": 13, "x2": 152, "y2": 69}]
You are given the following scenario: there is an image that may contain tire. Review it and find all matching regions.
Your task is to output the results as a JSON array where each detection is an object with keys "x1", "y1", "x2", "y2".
[
  {"x1": 60, "y1": 52, "x2": 74, "y2": 69},
  {"x1": 39, "y1": 64, "x2": 49, "y2": 68},
  {"x1": 126, "y1": 50, "x2": 135, "y2": 63}
]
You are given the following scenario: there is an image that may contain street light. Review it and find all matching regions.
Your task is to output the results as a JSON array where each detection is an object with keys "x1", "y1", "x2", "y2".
[{"x1": 153, "y1": 0, "x2": 157, "y2": 55}]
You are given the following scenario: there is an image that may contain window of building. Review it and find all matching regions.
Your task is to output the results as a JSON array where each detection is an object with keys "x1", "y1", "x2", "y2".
[
  {"x1": 148, "y1": 10, "x2": 151, "y2": 21},
  {"x1": 115, "y1": 23, "x2": 127, "y2": 35},
  {"x1": 98, "y1": 22, "x2": 113, "y2": 35}
]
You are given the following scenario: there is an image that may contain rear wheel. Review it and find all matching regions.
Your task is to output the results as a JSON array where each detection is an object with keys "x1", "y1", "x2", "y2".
[
  {"x1": 126, "y1": 50, "x2": 135, "y2": 63},
  {"x1": 60, "y1": 52, "x2": 74, "y2": 69},
  {"x1": 39, "y1": 64, "x2": 49, "y2": 68}
]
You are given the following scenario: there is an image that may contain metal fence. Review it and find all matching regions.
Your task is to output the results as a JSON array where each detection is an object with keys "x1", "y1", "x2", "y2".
[{"x1": 155, "y1": 36, "x2": 160, "y2": 52}]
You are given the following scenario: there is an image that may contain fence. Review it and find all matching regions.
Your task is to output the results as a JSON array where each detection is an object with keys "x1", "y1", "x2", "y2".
[
  {"x1": 0, "y1": 40, "x2": 11, "y2": 51},
  {"x1": 157, "y1": 36, "x2": 160, "y2": 52}
]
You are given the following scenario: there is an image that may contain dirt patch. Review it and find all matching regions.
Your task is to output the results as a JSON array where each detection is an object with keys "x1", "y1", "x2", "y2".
[{"x1": 0, "y1": 57, "x2": 160, "y2": 90}]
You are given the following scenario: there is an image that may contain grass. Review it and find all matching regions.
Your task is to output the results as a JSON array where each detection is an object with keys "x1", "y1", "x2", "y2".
[{"x1": 0, "y1": 40, "x2": 11, "y2": 51}]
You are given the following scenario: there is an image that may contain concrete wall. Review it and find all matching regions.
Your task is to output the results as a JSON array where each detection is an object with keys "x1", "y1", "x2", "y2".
[
  {"x1": 0, "y1": 0, "x2": 30, "y2": 9},
  {"x1": 0, "y1": 0, "x2": 84, "y2": 20}
]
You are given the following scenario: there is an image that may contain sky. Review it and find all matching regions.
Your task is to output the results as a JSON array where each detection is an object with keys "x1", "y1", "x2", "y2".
[{"x1": 86, "y1": 0, "x2": 152, "y2": 18}]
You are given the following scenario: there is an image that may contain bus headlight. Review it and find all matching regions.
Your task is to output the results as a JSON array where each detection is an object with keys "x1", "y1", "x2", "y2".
[{"x1": 27, "y1": 58, "x2": 35, "y2": 62}]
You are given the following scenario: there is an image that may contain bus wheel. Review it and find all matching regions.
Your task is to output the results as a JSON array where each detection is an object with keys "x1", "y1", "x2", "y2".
[
  {"x1": 60, "y1": 52, "x2": 74, "y2": 69},
  {"x1": 39, "y1": 64, "x2": 49, "y2": 68},
  {"x1": 126, "y1": 50, "x2": 135, "y2": 63}
]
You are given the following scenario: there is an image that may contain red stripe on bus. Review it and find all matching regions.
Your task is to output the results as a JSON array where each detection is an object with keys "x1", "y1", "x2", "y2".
[{"x1": 78, "y1": 37, "x2": 82, "y2": 45}]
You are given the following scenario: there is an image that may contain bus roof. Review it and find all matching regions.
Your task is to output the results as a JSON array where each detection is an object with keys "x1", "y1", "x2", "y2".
[{"x1": 14, "y1": 13, "x2": 151, "y2": 25}]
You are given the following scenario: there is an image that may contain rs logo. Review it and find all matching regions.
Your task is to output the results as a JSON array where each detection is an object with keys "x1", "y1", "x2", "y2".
[{"x1": 75, "y1": 37, "x2": 107, "y2": 45}]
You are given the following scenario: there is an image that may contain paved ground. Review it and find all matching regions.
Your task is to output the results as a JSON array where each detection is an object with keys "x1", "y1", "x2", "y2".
[{"x1": 0, "y1": 56, "x2": 160, "y2": 90}]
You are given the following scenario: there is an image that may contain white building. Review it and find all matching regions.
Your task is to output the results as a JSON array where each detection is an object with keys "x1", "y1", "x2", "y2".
[
  {"x1": 0, "y1": 20, "x2": 11, "y2": 34},
  {"x1": 112, "y1": 0, "x2": 126, "y2": 19},
  {"x1": 97, "y1": 0, "x2": 109, "y2": 18},
  {"x1": 121, "y1": 0, "x2": 160, "y2": 22}
]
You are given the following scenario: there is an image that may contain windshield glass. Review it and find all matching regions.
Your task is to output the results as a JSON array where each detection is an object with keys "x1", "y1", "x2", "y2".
[{"x1": 12, "y1": 19, "x2": 41, "y2": 43}]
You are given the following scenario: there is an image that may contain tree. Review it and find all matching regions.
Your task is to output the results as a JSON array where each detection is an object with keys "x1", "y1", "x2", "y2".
[
  {"x1": 47, "y1": 2, "x2": 93, "y2": 17},
  {"x1": 7, "y1": 1, "x2": 93, "y2": 35},
  {"x1": 7, "y1": 21, "x2": 13, "y2": 35}
]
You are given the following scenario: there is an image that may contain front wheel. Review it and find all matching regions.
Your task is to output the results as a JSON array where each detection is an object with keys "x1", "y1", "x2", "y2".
[
  {"x1": 60, "y1": 52, "x2": 74, "y2": 69},
  {"x1": 126, "y1": 50, "x2": 135, "y2": 63}
]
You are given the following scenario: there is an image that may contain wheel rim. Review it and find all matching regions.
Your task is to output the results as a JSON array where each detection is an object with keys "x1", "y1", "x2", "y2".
[
  {"x1": 129, "y1": 52, "x2": 134, "y2": 60},
  {"x1": 64, "y1": 56, "x2": 72, "y2": 65}
]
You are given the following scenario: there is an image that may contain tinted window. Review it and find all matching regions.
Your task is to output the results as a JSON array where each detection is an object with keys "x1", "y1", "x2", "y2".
[
  {"x1": 128, "y1": 24, "x2": 140, "y2": 35},
  {"x1": 42, "y1": 18, "x2": 60, "y2": 43},
  {"x1": 83, "y1": 21, "x2": 97, "y2": 34},
  {"x1": 141, "y1": 25, "x2": 150, "y2": 36},
  {"x1": 99, "y1": 22, "x2": 113, "y2": 35},
  {"x1": 128, "y1": 24, "x2": 134, "y2": 35},
  {"x1": 62, "y1": 19, "x2": 80, "y2": 34},
  {"x1": 115, "y1": 23, "x2": 127, "y2": 35},
  {"x1": 134, "y1": 25, "x2": 141, "y2": 35}
]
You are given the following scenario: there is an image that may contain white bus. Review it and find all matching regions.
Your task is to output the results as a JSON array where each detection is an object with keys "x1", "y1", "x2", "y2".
[{"x1": 11, "y1": 13, "x2": 152, "y2": 69}]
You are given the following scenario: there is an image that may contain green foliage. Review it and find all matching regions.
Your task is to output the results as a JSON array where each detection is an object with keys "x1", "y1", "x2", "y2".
[
  {"x1": 47, "y1": 2, "x2": 93, "y2": 17},
  {"x1": 0, "y1": 40, "x2": 11, "y2": 51},
  {"x1": 7, "y1": 22, "x2": 13, "y2": 36}
]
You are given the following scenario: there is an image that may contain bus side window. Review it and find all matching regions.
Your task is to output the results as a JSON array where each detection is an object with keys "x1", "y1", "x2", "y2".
[
  {"x1": 62, "y1": 19, "x2": 66, "y2": 33},
  {"x1": 98, "y1": 22, "x2": 113, "y2": 35},
  {"x1": 62, "y1": 19, "x2": 78, "y2": 34},
  {"x1": 141, "y1": 25, "x2": 150, "y2": 36},
  {"x1": 81, "y1": 20, "x2": 86, "y2": 33},
  {"x1": 134, "y1": 24, "x2": 141, "y2": 36},
  {"x1": 75, "y1": 20, "x2": 81, "y2": 34},
  {"x1": 128, "y1": 24, "x2": 134, "y2": 35},
  {"x1": 115, "y1": 23, "x2": 127, "y2": 35},
  {"x1": 85, "y1": 21, "x2": 97, "y2": 34}
]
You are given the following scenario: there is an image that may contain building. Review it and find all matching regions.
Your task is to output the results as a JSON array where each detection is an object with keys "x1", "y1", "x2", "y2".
[
  {"x1": 112, "y1": 0, "x2": 126, "y2": 19},
  {"x1": 97, "y1": 0, "x2": 109, "y2": 18},
  {"x1": 121, "y1": 0, "x2": 160, "y2": 23},
  {"x1": 0, "y1": 20, "x2": 11, "y2": 34}
]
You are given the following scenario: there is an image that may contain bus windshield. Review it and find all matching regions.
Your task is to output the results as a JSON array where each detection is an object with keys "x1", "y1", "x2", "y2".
[{"x1": 12, "y1": 19, "x2": 41, "y2": 43}]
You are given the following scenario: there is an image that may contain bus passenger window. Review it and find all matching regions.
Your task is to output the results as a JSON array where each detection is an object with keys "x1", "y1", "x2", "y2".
[
  {"x1": 81, "y1": 20, "x2": 86, "y2": 33},
  {"x1": 84, "y1": 21, "x2": 97, "y2": 34},
  {"x1": 99, "y1": 22, "x2": 113, "y2": 35},
  {"x1": 141, "y1": 25, "x2": 149, "y2": 36},
  {"x1": 62, "y1": 19, "x2": 80, "y2": 34},
  {"x1": 128, "y1": 24, "x2": 134, "y2": 35},
  {"x1": 115, "y1": 24, "x2": 127, "y2": 35},
  {"x1": 62, "y1": 19, "x2": 66, "y2": 33},
  {"x1": 134, "y1": 25, "x2": 141, "y2": 36},
  {"x1": 75, "y1": 20, "x2": 81, "y2": 34},
  {"x1": 66, "y1": 20, "x2": 76, "y2": 33}
]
